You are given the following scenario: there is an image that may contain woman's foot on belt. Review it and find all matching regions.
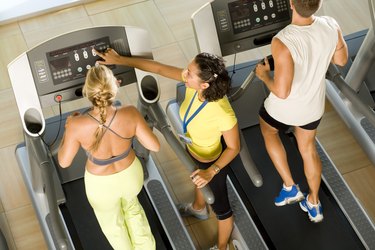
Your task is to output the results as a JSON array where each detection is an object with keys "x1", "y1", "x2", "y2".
[{"x1": 177, "y1": 203, "x2": 209, "y2": 220}]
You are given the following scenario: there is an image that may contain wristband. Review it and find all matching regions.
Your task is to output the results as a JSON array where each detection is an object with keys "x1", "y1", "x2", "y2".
[{"x1": 212, "y1": 164, "x2": 221, "y2": 175}]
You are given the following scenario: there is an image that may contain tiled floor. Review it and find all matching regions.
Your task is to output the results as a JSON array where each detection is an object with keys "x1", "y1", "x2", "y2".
[{"x1": 0, "y1": 0, "x2": 374, "y2": 249}]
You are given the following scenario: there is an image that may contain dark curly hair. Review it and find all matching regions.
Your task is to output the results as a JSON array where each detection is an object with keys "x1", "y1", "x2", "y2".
[{"x1": 194, "y1": 52, "x2": 231, "y2": 102}]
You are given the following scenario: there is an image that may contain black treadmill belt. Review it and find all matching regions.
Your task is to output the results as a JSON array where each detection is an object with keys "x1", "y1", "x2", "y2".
[
  {"x1": 60, "y1": 178, "x2": 170, "y2": 250},
  {"x1": 229, "y1": 125, "x2": 364, "y2": 250},
  {"x1": 60, "y1": 179, "x2": 113, "y2": 250}
]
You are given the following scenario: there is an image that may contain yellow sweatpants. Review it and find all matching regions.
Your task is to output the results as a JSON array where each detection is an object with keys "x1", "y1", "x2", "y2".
[{"x1": 84, "y1": 157, "x2": 155, "y2": 250}]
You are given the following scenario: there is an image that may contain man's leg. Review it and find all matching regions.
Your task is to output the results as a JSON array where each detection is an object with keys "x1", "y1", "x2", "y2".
[
  {"x1": 294, "y1": 127, "x2": 324, "y2": 222},
  {"x1": 259, "y1": 116, "x2": 294, "y2": 186},
  {"x1": 294, "y1": 127, "x2": 322, "y2": 204}
]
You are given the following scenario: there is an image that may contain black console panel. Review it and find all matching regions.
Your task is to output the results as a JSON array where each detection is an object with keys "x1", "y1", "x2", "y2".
[
  {"x1": 27, "y1": 26, "x2": 137, "y2": 106},
  {"x1": 212, "y1": 0, "x2": 291, "y2": 55}
]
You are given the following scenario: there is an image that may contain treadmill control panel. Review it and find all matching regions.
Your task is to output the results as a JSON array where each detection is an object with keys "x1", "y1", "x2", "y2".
[
  {"x1": 228, "y1": 0, "x2": 289, "y2": 34},
  {"x1": 27, "y1": 27, "x2": 137, "y2": 107},
  {"x1": 212, "y1": 0, "x2": 291, "y2": 56},
  {"x1": 46, "y1": 37, "x2": 111, "y2": 86}
]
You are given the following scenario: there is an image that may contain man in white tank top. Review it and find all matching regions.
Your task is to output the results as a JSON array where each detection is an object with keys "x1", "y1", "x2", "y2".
[{"x1": 255, "y1": 0, "x2": 348, "y2": 223}]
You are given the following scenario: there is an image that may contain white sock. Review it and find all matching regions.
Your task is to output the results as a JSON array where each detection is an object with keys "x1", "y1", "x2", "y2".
[
  {"x1": 306, "y1": 196, "x2": 320, "y2": 207},
  {"x1": 191, "y1": 204, "x2": 206, "y2": 212},
  {"x1": 283, "y1": 183, "x2": 293, "y2": 191}
]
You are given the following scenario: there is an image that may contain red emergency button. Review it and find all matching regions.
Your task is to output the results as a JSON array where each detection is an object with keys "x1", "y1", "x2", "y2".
[{"x1": 55, "y1": 94, "x2": 63, "y2": 102}]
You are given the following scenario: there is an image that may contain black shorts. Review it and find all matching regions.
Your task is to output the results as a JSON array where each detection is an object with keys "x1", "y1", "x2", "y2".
[{"x1": 258, "y1": 102, "x2": 321, "y2": 131}]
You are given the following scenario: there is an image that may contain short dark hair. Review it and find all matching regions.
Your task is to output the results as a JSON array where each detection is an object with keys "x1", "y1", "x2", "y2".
[
  {"x1": 194, "y1": 52, "x2": 231, "y2": 102},
  {"x1": 292, "y1": 0, "x2": 321, "y2": 18}
]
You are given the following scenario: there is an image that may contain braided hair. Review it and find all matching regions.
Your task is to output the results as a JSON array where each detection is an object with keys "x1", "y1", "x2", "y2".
[
  {"x1": 194, "y1": 52, "x2": 231, "y2": 102},
  {"x1": 82, "y1": 65, "x2": 118, "y2": 151}
]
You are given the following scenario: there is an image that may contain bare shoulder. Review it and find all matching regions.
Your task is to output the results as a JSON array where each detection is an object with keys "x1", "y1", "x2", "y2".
[
  {"x1": 271, "y1": 37, "x2": 293, "y2": 67},
  {"x1": 117, "y1": 105, "x2": 142, "y2": 122},
  {"x1": 65, "y1": 114, "x2": 87, "y2": 128},
  {"x1": 118, "y1": 105, "x2": 139, "y2": 115},
  {"x1": 271, "y1": 38, "x2": 290, "y2": 56}
]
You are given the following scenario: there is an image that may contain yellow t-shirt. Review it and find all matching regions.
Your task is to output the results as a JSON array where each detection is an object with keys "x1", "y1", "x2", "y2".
[{"x1": 179, "y1": 87, "x2": 237, "y2": 160}]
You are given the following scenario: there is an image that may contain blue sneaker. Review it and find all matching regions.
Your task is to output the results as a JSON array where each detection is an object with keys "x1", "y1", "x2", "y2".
[
  {"x1": 274, "y1": 184, "x2": 304, "y2": 206},
  {"x1": 299, "y1": 196, "x2": 324, "y2": 223}
]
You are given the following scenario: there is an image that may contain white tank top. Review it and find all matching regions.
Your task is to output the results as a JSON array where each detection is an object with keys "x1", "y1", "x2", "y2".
[{"x1": 264, "y1": 16, "x2": 339, "y2": 126}]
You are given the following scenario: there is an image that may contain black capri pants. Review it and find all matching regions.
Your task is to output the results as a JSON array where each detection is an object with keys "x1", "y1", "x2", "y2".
[{"x1": 188, "y1": 149, "x2": 233, "y2": 220}]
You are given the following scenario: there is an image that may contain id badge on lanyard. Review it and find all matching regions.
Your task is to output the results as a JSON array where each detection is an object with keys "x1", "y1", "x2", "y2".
[
  {"x1": 178, "y1": 92, "x2": 208, "y2": 145},
  {"x1": 178, "y1": 134, "x2": 193, "y2": 145}
]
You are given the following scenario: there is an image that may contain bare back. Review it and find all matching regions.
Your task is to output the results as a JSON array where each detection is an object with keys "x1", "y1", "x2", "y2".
[
  {"x1": 58, "y1": 105, "x2": 160, "y2": 175},
  {"x1": 78, "y1": 106, "x2": 137, "y2": 175}
]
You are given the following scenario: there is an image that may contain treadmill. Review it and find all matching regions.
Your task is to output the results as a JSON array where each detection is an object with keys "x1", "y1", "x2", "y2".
[
  {"x1": 324, "y1": 0, "x2": 375, "y2": 166},
  {"x1": 7, "y1": 26, "x2": 199, "y2": 250},
  {"x1": 165, "y1": 0, "x2": 375, "y2": 249},
  {"x1": 0, "y1": 227, "x2": 8, "y2": 250}
]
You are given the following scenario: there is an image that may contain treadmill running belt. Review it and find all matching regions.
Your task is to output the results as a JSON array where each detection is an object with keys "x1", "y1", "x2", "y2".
[
  {"x1": 229, "y1": 125, "x2": 364, "y2": 250},
  {"x1": 60, "y1": 178, "x2": 170, "y2": 250},
  {"x1": 60, "y1": 179, "x2": 112, "y2": 250}
]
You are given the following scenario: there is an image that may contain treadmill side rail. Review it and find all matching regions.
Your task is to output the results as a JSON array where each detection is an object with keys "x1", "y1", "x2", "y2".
[
  {"x1": 227, "y1": 178, "x2": 268, "y2": 249},
  {"x1": 15, "y1": 144, "x2": 74, "y2": 250},
  {"x1": 144, "y1": 155, "x2": 195, "y2": 249},
  {"x1": 317, "y1": 139, "x2": 375, "y2": 249}
]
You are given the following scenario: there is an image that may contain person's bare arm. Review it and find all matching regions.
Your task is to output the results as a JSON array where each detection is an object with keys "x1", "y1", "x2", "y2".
[
  {"x1": 95, "y1": 48, "x2": 183, "y2": 81},
  {"x1": 58, "y1": 116, "x2": 81, "y2": 168},
  {"x1": 191, "y1": 123, "x2": 240, "y2": 188},
  {"x1": 331, "y1": 28, "x2": 348, "y2": 66},
  {"x1": 212, "y1": 123, "x2": 240, "y2": 171},
  {"x1": 132, "y1": 106, "x2": 160, "y2": 152},
  {"x1": 255, "y1": 38, "x2": 294, "y2": 99}
]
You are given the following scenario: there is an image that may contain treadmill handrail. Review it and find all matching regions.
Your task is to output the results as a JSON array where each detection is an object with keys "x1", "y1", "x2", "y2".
[
  {"x1": 228, "y1": 70, "x2": 256, "y2": 102},
  {"x1": 227, "y1": 57, "x2": 275, "y2": 187},
  {"x1": 369, "y1": 0, "x2": 375, "y2": 36},
  {"x1": 228, "y1": 55, "x2": 273, "y2": 102},
  {"x1": 27, "y1": 135, "x2": 69, "y2": 250},
  {"x1": 326, "y1": 63, "x2": 375, "y2": 128},
  {"x1": 148, "y1": 102, "x2": 215, "y2": 204},
  {"x1": 136, "y1": 74, "x2": 215, "y2": 204}
]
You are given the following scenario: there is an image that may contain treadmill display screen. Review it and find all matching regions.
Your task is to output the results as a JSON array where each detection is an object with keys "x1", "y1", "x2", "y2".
[
  {"x1": 228, "y1": 0, "x2": 290, "y2": 34},
  {"x1": 211, "y1": 0, "x2": 291, "y2": 55},
  {"x1": 46, "y1": 37, "x2": 112, "y2": 85}
]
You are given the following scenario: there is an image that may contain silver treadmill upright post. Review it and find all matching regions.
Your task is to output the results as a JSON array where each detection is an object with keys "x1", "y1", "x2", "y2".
[
  {"x1": 345, "y1": 0, "x2": 375, "y2": 91},
  {"x1": 370, "y1": 0, "x2": 375, "y2": 34},
  {"x1": 8, "y1": 51, "x2": 71, "y2": 250},
  {"x1": 345, "y1": 26, "x2": 375, "y2": 92}
]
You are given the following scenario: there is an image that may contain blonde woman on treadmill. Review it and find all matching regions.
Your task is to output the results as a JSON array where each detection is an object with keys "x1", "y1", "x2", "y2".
[{"x1": 58, "y1": 65, "x2": 160, "y2": 249}]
